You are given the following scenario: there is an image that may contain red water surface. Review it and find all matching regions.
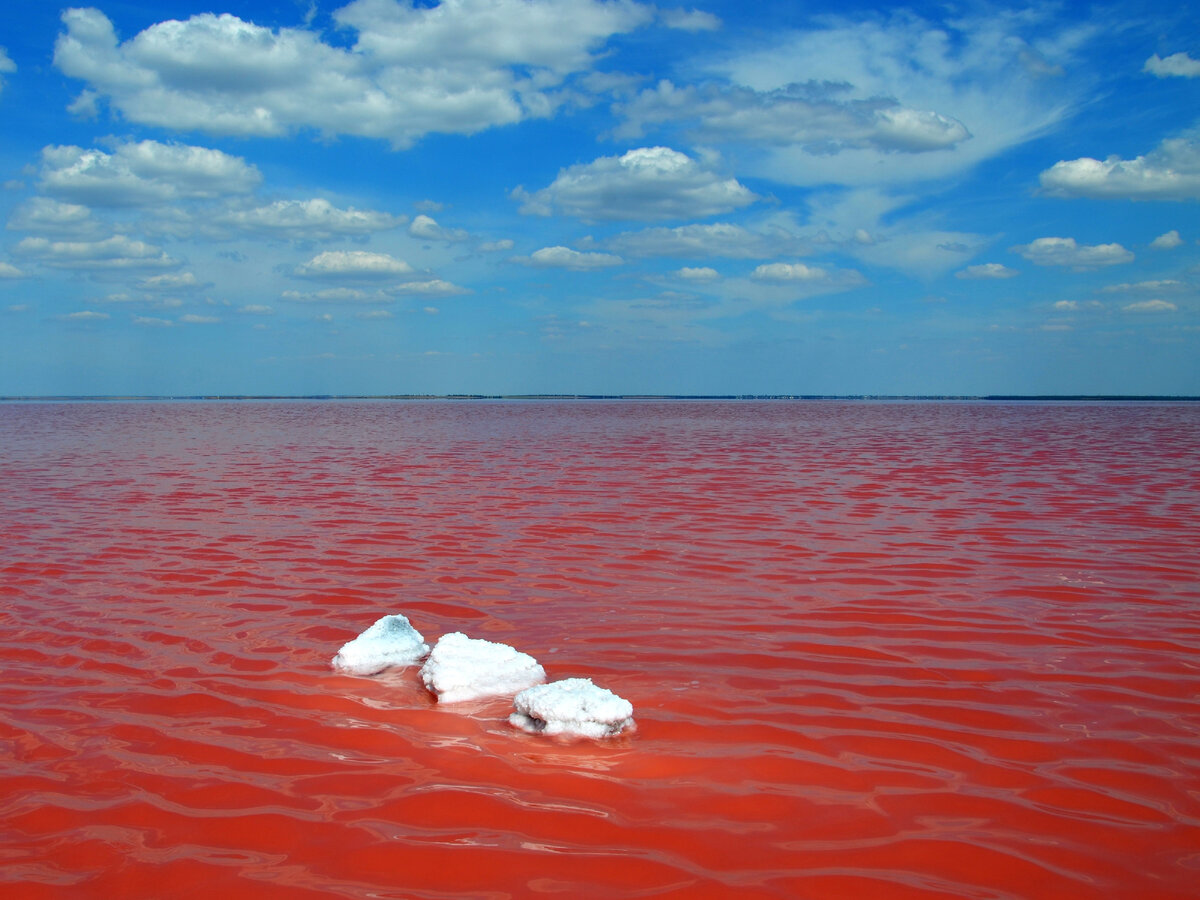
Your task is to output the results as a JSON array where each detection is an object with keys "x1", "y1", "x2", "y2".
[{"x1": 2, "y1": 400, "x2": 1199, "y2": 899}]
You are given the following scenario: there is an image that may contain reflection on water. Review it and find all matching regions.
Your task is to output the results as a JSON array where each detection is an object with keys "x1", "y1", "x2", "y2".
[{"x1": 2, "y1": 400, "x2": 1199, "y2": 899}]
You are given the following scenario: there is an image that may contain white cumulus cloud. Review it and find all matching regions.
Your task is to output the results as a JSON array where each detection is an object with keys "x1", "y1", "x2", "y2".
[
  {"x1": 6, "y1": 197, "x2": 102, "y2": 238},
  {"x1": 1011, "y1": 236, "x2": 1134, "y2": 268},
  {"x1": 515, "y1": 246, "x2": 624, "y2": 269},
  {"x1": 514, "y1": 146, "x2": 758, "y2": 222},
  {"x1": 692, "y1": 263, "x2": 867, "y2": 315},
  {"x1": 0, "y1": 262, "x2": 27, "y2": 279},
  {"x1": 53, "y1": 2, "x2": 652, "y2": 149},
  {"x1": 677, "y1": 266, "x2": 719, "y2": 280},
  {"x1": 219, "y1": 198, "x2": 402, "y2": 239},
  {"x1": 1150, "y1": 229, "x2": 1184, "y2": 249},
  {"x1": 39, "y1": 139, "x2": 260, "y2": 208},
  {"x1": 956, "y1": 263, "x2": 1019, "y2": 279},
  {"x1": 137, "y1": 272, "x2": 203, "y2": 292},
  {"x1": 1144, "y1": 52, "x2": 1200, "y2": 78},
  {"x1": 1122, "y1": 299, "x2": 1178, "y2": 313},
  {"x1": 408, "y1": 214, "x2": 468, "y2": 242},
  {"x1": 390, "y1": 279, "x2": 469, "y2": 296},
  {"x1": 295, "y1": 249, "x2": 414, "y2": 280},
  {"x1": 1052, "y1": 299, "x2": 1103, "y2": 311},
  {"x1": 338, "y1": 0, "x2": 650, "y2": 71},
  {"x1": 15, "y1": 235, "x2": 179, "y2": 270},
  {"x1": 750, "y1": 262, "x2": 828, "y2": 282},
  {"x1": 1039, "y1": 135, "x2": 1200, "y2": 201}
]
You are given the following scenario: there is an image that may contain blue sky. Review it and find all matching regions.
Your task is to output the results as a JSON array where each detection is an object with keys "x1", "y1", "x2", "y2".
[{"x1": 1, "y1": 0, "x2": 1198, "y2": 396}]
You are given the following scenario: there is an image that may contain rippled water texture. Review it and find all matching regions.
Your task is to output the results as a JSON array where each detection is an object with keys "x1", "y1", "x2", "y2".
[{"x1": 2, "y1": 400, "x2": 1199, "y2": 899}]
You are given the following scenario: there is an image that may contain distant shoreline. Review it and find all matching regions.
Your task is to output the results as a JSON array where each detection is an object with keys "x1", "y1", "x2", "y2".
[{"x1": 3, "y1": 394, "x2": 1199, "y2": 403}]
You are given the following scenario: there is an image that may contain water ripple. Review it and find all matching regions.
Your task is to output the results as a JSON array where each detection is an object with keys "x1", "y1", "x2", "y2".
[{"x1": 2, "y1": 400, "x2": 1199, "y2": 898}]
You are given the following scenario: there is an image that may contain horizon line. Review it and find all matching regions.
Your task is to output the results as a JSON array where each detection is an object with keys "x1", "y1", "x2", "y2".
[{"x1": 3, "y1": 394, "x2": 1200, "y2": 402}]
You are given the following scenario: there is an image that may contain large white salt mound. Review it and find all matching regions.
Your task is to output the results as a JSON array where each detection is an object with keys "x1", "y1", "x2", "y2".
[
  {"x1": 509, "y1": 678, "x2": 635, "y2": 738},
  {"x1": 420, "y1": 632, "x2": 546, "y2": 703},
  {"x1": 331, "y1": 614, "x2": 429, "y2": 675}
]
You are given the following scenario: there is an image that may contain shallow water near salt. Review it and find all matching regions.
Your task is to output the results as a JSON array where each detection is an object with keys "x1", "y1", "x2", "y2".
[{"x1": 2, "y1": 399, "x2": 1199, "y2": 899}]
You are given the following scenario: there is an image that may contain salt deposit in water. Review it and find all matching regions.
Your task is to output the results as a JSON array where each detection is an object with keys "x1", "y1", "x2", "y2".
[
  {"x1": 331, "y1": 614, "x2": 429, "y2": 675},
  {"x1": 510, "y1": 678, "x2": 635, "y2": 738},
  {"x1": 420, "y1": 631, "x2": 546, "y2": 703}
]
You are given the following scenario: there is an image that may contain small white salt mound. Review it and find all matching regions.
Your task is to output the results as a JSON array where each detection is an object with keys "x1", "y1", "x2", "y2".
[
  {"x1": 331, "y1": 614, "x2": 429, "y2": 675},
  {"x1": 420, "y1": 632, "x2": 546, "y2": 703},
  {"x1": 509, "y1": 678, "x2": 635, "y2": 739}
]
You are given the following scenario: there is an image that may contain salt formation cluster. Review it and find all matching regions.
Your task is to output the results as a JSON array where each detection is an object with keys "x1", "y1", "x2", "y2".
[
  {"x1": 510, "y1": 678, "x2": 636, "y2": 738},
  {"x1": 419, "y1": 632, "x2": 546, "y2": 703},
  {"x1": 331, "y1": 614, "x2": 429, "y2": 675},
  {"x1": 331, "y1": 613, "x2": 634, "y2": 739}
]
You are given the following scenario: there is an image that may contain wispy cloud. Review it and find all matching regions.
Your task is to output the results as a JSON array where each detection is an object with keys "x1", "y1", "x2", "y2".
[
  {"x1": 598, "y1": 222, "x2": 797, "y2": 259},
  {"x1": 1101, "y1": 279, "x2": 1187, "y2": 293},
  {"x1": 616, "y1": 81, "x2": 970, "y2": 153},
  {"x1": 681, "y1": 7, "x2": 1093, "y2": 187},
  {"x1": 0, "y1": 46, "x2": 14, "y2": 95},
  {"x1": 282, "y1": 287, "x2": 392, "y2": 303}
]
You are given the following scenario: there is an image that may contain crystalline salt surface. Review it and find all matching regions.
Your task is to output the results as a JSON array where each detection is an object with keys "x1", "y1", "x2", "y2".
[
  {"x1": 420, "y1": 632, "x2": 546, "y2": 703},
  {"x1": 332, "y1": 623, "x2": 632, "y2": 739},
  {"x1": 510, "y1": 678, "x2": 635, "y2": 738},
  {"x1": 331, "y1": 614, "x2": 429, "y2": 675}
]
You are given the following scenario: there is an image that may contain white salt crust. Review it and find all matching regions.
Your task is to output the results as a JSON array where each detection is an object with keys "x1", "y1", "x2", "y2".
[
  {"x1": 331, "y1": 614, "x2": 430, "y2": 675},
  {"x1": 420, "y1": 632, "x2": 546, "y2": 703},
  {"x1": 509, "y1": 678, "x2": 635, "y2": 738}
]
